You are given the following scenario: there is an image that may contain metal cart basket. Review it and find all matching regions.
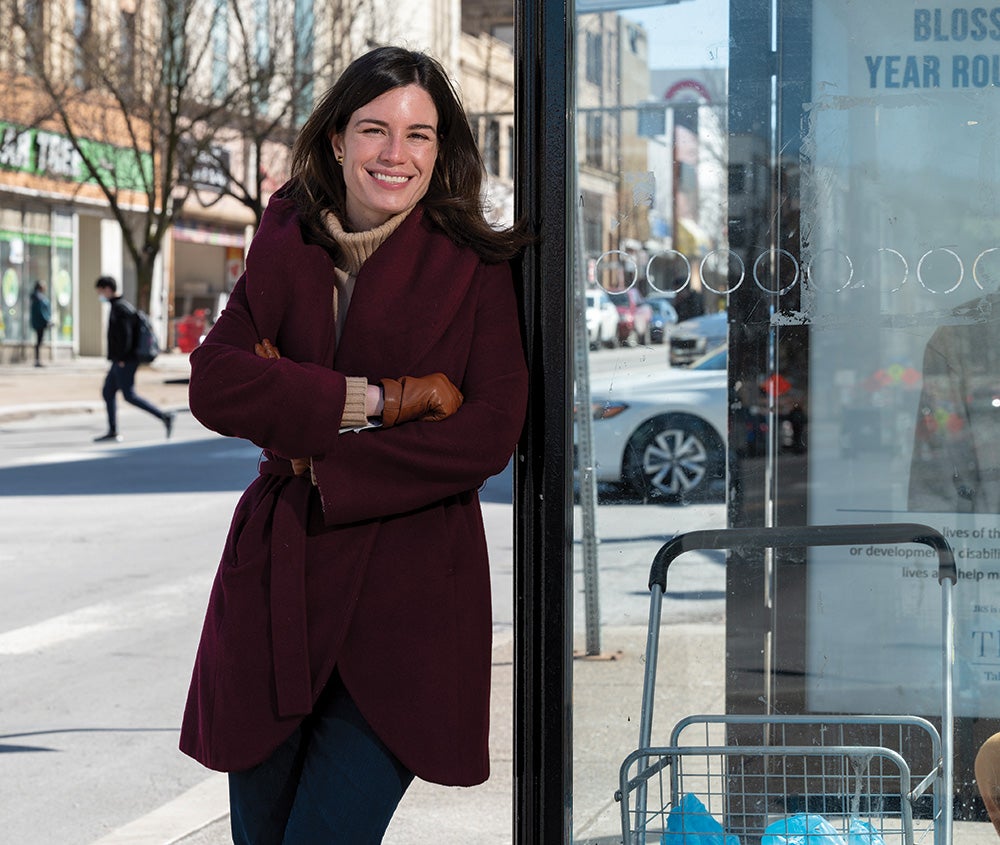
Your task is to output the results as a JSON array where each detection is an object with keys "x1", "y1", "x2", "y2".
[{"x1": 617, "y1": 523, "x2": 957, "y2": 845}]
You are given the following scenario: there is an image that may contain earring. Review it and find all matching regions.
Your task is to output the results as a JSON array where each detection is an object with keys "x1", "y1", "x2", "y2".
[{"x1": 336, "y1": 155, "x2": 344, "y2": 165}]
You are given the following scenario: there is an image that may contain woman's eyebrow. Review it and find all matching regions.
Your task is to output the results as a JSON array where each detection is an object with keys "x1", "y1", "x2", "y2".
[{"x1": 355, "y1": 117, "x2": 437, "y2": 132}]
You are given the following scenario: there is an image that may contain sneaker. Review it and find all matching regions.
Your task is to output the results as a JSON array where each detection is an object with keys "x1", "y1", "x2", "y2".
[
  {"x1": 94, "y1": 432, "x2": 122, "y2": 443},
  {"x1": 164, "y1": 412, "x2": 175, "y2": 439}
]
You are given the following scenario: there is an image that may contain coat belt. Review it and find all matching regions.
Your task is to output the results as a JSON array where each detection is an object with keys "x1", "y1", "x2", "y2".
[{"x1": 259, "y1": 458, "x2": 313, "y2": 717}]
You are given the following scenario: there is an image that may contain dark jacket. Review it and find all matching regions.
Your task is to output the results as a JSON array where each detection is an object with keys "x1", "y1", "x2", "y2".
[
  {"x1": 179, "y1": 193, "x2": 528, "y2": 786},
  {"x1": 106, "y1": 296, "x2": 137, "y2": 362},
  {"x1": 30, "y1": 290, "x2": 51, "y2": 333}
]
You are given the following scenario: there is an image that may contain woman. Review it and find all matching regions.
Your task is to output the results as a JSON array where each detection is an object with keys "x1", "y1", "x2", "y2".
[{"x1": 179, "y1": 46, "x2": 530, "y2": 843}]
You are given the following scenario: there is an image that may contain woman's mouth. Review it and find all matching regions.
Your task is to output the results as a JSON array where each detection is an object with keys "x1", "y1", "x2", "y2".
[{"x1": 370, "y1": 171, "x2": 410, "y2": 185}]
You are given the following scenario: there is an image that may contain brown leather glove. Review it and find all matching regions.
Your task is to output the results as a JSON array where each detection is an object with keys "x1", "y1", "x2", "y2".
[
  {"x1": 254, "y1": 338, "x2": 280, "y2": 359},
  {"x1": 254, "y1": 339, "x2": 309, "y2": 477},
  {"x1": 380, "y1": 373, "x2": 463, "y2": 427}
]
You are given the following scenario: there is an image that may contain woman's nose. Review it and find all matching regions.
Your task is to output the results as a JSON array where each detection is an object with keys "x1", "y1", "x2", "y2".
[{"x1": 378, "y1": 134, "x2": 405, "y2": 163}]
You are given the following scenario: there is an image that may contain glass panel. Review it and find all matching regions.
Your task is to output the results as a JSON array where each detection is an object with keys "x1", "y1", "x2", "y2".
[
  {"x1": 51, "y1": 241, "x2": 73, "y2": 342},
  {"x1": 571, "y1": 1, "x2": 731, "y2": 842},
  {"x1": 570, "y1": 0, "x2": 999, "y2": 840},
  {"x1": 0, "y1": 210, "x2": 74, "y2": 347},
  {"x1": 792, "y1": 0, "x2": 1000, "y2": 823},
  {"x1": 0, "y1": 234, "x2": 24, "y2": 342}
]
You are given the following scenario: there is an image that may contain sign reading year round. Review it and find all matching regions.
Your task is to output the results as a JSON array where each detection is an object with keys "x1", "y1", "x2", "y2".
[{"x1": 865, "y1": 7, "x2": 1000, "y2": 88}]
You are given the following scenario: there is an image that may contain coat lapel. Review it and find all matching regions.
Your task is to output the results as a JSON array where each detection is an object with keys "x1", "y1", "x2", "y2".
[
  {"x1": 247, "y1": 195, "x2": 340, "y2": 368},
  {"x1": 335, "y1": 207, "x2": 478, "y2": 378}
]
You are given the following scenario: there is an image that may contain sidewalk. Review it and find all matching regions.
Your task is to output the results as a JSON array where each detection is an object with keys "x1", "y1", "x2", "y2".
[
  {"x1": 164, "y1": 627, "x2": 664, "y2": 845},
  {"x1": 0, "y1": 353, "x2": 192, "y2": 423}
]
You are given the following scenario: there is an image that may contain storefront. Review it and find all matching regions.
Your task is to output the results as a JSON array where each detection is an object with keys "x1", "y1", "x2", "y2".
[
  {"x1": 0, "y1": 208, "x2": 75, "y2": 357},
  {"x1": 516, "y1": 0, "x2": 1000, "y2": 840},
  {"x1": 171, "y1": 220, "x2": 247, "y2": 349},
  {"x1": 0, "y1": 120, "x2": 156, "y2": 361}
]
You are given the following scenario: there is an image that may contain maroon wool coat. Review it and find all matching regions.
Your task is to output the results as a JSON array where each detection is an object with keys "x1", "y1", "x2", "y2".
[{"x1": 178, "y1": 193, "x2": 528, "y2": 786}]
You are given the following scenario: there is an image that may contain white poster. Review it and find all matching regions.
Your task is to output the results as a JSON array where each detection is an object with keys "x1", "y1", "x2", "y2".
[{"x1": 800, "y1": 2, "x2": 1000, "y2": 716}]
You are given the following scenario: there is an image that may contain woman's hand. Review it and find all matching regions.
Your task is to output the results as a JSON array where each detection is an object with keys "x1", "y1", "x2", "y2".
[{"x1": 379, "y1": 373, "x2": 463, "y2": 427}]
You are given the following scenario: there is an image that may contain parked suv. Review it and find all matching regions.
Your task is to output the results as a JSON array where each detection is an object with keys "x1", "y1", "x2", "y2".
[{"x1": 606, "y1": 288, "x2": 653, "y2": 346}]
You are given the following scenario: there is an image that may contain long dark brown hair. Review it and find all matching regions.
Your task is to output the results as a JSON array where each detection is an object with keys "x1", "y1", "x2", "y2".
[{"x1": 286, "y1": 46, "x2": 532, "y2": 263}]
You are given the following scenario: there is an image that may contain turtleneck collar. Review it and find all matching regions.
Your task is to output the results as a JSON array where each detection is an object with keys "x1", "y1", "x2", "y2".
[{"x1": 321, "y1": 208, "x2": 413, "y2": 276}]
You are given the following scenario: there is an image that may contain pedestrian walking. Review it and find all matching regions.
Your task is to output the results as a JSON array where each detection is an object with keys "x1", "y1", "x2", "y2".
[
  {"x1": 29, "y1": 281, "x2": 51, "y2": 367},
  {"x1": 93, "y1": 276, "x2": 174, "y2": 442},
  {"x1": 178, "y1": 46, "x2": 531, "y2": 844}
]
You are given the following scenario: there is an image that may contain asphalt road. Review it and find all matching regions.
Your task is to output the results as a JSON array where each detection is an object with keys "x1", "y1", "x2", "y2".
[{"x1": 0, "y1": 408, "x2": 252, "y2": 843}]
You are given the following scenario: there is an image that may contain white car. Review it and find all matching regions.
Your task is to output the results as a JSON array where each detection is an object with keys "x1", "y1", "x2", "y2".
[
  {"x1": 585, "y1": 289, "x2": 619, "y2": 350},
  {"x1": 587, "y1": 346, "x2": 728, "y2": 501}
]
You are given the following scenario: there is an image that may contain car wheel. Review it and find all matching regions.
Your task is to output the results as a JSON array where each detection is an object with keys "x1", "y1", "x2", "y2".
[
  {"x1": 622, "y1": 413, "x2": 725, "y2": 502},
  {"x1": 590, "y1": 327, "x2": 601, "y2": 351}
]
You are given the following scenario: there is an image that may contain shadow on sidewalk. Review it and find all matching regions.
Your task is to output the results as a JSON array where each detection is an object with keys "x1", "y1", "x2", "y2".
[{"x1": 0, "y1": 435, "x2": 260, "y2": 496}]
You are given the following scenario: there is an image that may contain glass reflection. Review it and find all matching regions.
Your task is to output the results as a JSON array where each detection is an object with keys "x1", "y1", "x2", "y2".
[{"x1": 571, "y1": 0, "x2": 1000, "y2": 839}]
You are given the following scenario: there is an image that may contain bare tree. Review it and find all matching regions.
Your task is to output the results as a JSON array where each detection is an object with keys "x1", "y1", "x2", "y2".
[
  {"x1": 181, "y1": 0, "x2": 395, "y2": 231},
  {"x1": 4, "y1": 0, "x2": 238, "y2": 310},
  {"x1": 4, "y1": 0, "x2": 460, "y2": 314}
]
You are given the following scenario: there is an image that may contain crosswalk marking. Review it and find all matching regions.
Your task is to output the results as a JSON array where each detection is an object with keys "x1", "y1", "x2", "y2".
[
  {"x1": 0, "y1": 574, "x2": 209, "y2": 655},
  {"x1": 87, "y1": 774, "x2": 229, "y2": 845}
]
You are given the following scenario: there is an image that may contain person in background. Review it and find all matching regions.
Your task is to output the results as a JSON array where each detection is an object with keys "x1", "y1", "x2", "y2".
[
  {"x1": 29, "y1": 281, "x2": 51, "y2": 367},
  {"x1": 178, "y1": 46, "x2": 531, "y2": 843},
  {"x1": 93, "y1": 276, "x2": 174, "y2": 442},
  {"x1": 908, "y1": 294, "x2": 1000, "y2": 512}
]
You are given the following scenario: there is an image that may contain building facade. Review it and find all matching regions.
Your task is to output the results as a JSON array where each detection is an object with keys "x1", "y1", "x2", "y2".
[{"x1": 0, "y1": 0, "x2": 479, "y2": 362}]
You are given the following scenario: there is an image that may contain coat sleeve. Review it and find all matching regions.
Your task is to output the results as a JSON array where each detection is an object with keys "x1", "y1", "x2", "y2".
[
  {"x1": 188, "y1": 276, "x2": 353, "y2": 459},
  {"x1": 310, "y1": 260, "x2": 527, "y2": 526}
]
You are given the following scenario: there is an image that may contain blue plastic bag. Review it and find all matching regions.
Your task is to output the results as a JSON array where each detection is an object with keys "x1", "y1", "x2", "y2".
[
  {"x1": 661, "y1": 793, "x2": 741, "y2": 845},
  {"x1": 847, "y1": 818, "x2": 886, "y2": 845},
  {"x1": 761, "y1": 813, "x2": 846, "y2": 845}
]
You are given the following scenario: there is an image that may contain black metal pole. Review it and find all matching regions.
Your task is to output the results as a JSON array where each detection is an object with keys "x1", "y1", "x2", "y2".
[{"x1": 514, "y1": 0, "x2": 573, "y2": 840}]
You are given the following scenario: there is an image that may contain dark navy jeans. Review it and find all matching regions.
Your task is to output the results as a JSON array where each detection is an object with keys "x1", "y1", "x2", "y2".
[
  {"x1": 228, "y1": 672, "x2": 414, "y2": 844},
  {"x1": 101, "y1": 359, "x2": 168, "y2": 433}
]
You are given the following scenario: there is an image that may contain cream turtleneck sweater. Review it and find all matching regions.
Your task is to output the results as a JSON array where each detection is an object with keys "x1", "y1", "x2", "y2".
[{"x1": 321, "y1": 208, "x2": 410, "y2": 427}]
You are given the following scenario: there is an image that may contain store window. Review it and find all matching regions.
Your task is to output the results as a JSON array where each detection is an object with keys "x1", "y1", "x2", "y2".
[
  {"x1": 568, "y1": 0, "x2": 999, "y2": 842},
  {"x1": 0, "y1": 208, "x2": 75, "y2": 349}
]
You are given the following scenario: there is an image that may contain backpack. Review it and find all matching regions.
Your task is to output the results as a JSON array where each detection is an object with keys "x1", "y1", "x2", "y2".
[{"x1": 133, "y1": 309, "x2": 161, "y2": 364}]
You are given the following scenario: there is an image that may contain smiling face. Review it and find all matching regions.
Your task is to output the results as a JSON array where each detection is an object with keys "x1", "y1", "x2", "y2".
[{"x1": 330, "y1": 84, "x2": 440, "y2": 231}]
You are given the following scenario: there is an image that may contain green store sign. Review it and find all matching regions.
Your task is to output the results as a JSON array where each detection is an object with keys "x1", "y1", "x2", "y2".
[{"x1": 0, "y1": 121, "x2": 153, "y2": 192}]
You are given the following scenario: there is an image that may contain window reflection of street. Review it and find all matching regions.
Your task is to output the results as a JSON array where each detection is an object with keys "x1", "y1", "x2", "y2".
[{"x1": 585, "y1": 342, "x2": 806, "y2": 507}]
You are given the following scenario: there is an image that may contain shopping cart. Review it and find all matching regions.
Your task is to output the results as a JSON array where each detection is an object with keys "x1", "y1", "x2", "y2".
[{"x1": 616, "y1": 523, "x2": 956, "y2": 845}]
